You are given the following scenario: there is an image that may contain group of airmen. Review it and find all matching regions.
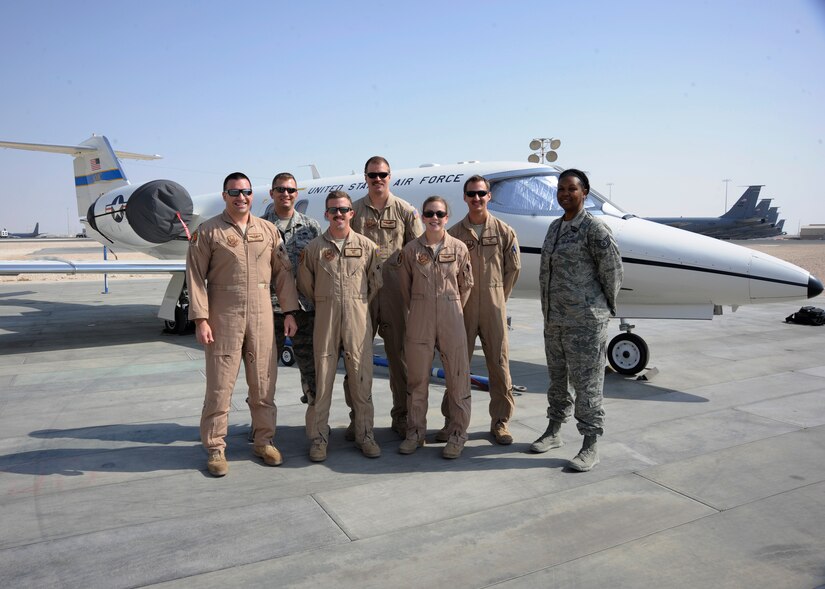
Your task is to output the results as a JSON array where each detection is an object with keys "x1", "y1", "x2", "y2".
[{"x1": 185, "y1": 157, "x2": 623, "y2": 478}]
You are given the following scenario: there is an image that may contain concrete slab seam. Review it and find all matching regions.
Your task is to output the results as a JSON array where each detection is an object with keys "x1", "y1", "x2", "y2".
[
  {"x1": 311, "y1": 492, "x2": 356, "y2": 542},
  {"x1": 635, "y1": 471, "x2": 725, "y2": 512}
]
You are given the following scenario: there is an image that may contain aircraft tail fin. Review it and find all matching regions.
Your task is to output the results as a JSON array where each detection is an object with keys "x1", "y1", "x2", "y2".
[
  {"x1": 721, "y1": 185, "x2": 762, "y2": 219},
  {"x1": 0, "y1": 135, "x2": 160, "y2": 218},
  {"x1": 32, "y1": 223, "x2": 39, "y2": 236},
  {"x1": 753, "y1": 199, "x2": 772, "y2": 221}
]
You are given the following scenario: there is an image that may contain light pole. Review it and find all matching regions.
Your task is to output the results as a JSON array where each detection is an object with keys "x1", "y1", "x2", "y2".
[
  {"x1": 528, "y1": 138, "x2": 561, "y2": 164},
  {"x1": 606, "y1": 182, "x2": 614, "y2": 199},
  {"x1": 722, "y1": 178, "x2": 731, "y2": 212}
]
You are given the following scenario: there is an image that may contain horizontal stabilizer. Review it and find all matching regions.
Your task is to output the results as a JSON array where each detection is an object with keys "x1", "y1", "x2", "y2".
[{"x1": 0, "y1": 139, "x2": 160, "y2": 160}]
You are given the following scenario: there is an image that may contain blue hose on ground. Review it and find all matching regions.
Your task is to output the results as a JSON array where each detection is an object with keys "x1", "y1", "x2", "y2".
[{"x1": 373, "y1": 355, "x2": 490, "y2": 391}]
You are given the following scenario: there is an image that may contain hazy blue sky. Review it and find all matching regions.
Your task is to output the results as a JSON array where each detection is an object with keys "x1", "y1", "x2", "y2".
[{"x1": 1, "y1": 0, "x2": 823, "y2": 235}]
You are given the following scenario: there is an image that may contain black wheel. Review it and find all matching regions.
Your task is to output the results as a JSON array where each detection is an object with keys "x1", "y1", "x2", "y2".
[
  {"x1": 280, "y1": 346, "x2": 295, "y2": 366},
  {"x1": 164, "y1": 304, "x2": 189, "y2": 335},
  {"x1": 608, "y1": 333, "x2": 649, "y2": 375}
]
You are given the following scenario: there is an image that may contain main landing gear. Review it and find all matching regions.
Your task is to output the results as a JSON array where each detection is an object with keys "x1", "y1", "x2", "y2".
[
  {"x1": 164, "y1": 286, "x2": 193, "y2": 335},
  {"x1": 607, "y1": 320, "x2": 650, "y2": 375}
]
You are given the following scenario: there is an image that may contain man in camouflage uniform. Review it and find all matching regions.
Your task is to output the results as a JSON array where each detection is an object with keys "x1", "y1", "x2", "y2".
[
  {"x1": 534, "y1": 169, "x2": 623, "y2": 471},
  {"x1": 349, "y1": 156, "x2": 423, "y2": 438},
  {"x1": 263, "y1": 172, "x2": 321, "y2": 404}
]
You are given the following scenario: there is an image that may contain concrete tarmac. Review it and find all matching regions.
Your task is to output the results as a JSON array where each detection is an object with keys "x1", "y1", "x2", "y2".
[{"x1": 1, "y1": 278, "x2": 824, "y2": 588}]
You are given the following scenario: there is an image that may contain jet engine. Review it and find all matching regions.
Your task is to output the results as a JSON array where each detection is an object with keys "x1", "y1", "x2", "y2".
[{"x1": 87, "y1": 180, "x2": 193, "y2": 249}]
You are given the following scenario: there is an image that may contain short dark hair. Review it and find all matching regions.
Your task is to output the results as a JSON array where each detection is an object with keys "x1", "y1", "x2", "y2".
[
  {"x1": 364, "y1": 156, "x2": 390, "y2": 174},
  {"x1": 223, "y1": 172, "x2": 251, "y2": 191},
  {"x1": 325, "y1": 190, "x2": 353, "y2": 209},
  {"x1": 463, "y1": 174, "x2": 490, "y2": 193},
  {"x1": 558, "y1": 168, "x2": 590, "y2": 193},
  {"x1": 422, "y1": 195, "x2": 449, "y2": 216},
  {"x1": 271, "y1": 172, "x2": 296, "y2": 188}
]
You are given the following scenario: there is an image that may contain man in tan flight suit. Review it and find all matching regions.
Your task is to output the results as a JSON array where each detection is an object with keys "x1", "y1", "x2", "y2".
[
  {"x1": 298, "y1": 190, "x2": 383, "y2": 462},
  {"x1": 442, "y1": 174, "x2": 521, "y2": 445},
  {"x1": 187, "y1": 172, "x2": 300, "y2": 477},
  {"x1": 349, "y1": 156, "x2": 423, "y2": 438}
]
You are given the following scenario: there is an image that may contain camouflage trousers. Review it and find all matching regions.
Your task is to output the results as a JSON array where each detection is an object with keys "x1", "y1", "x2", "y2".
[
  {"x1": 543, "y1": 321, "x2": 608, "y2": 436},
  {"x1": 274, "y1": 311, "x2": 316, "y2": 398}
]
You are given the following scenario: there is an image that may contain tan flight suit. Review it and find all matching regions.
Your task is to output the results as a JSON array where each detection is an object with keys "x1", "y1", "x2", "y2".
[
  {"x1": 350, "y1": 193, "x2": 423, "y2": 428},
  {"x1": 186, "y1": 212, "x2": 299, "y2": 451},
  {"x1": 399, "y1": 234, "x2": 473, "y2": 441},
  {"x1": 297, "y1": 230, "x2": 383, "y2": 444},
  {"x1": 447, "y1": 214, "x2": 521, "y2": 428}
]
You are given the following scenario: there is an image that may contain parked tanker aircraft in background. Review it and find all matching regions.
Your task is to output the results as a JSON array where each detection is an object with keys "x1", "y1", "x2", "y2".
[
  {"x1": 0, "y1": 135, "x2": 821, "y2": 374},
  {"x1": 0, "y1": 222, "x2": 40, "y2": 239},
  {"x1": 647, "y1": 186, "x2": 787, "y2": 240}
]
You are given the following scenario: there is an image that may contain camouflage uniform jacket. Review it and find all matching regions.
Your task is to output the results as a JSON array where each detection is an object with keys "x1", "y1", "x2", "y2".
[
  {"x1": 539, "y1": 209, "x2": 623, "y2": 327},
  {"x1": 263, "y1": 208, "x2": 322, "y2": 313}
]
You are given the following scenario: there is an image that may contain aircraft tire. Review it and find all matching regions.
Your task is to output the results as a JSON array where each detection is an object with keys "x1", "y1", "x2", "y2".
[
  {"x1": 164, "y1": 304, "x2": 190, "y2": 335},
  {"x1": 608, "y1": 333, "x2": 649, "y2": 375},
  {"x1": 280, "y1": 346, "x2": 296, "y2": 367}
]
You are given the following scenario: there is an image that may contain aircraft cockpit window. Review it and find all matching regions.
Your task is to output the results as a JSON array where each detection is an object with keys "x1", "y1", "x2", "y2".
[{"x1": 488, "y1": 175, "x2": 601, "y2": 216}]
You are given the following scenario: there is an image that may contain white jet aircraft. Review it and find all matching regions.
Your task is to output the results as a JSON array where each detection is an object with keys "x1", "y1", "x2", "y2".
[{"x1": 1, "y1": 135, "x2": 822, "y2": 375}]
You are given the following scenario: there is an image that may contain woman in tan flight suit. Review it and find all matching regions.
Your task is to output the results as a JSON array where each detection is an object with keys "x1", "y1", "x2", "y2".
[{"x1": 398, "y1": 196, "x2": 473, "y2": 459}]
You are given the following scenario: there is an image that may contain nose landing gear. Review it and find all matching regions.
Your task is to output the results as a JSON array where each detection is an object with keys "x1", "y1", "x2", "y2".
[{"x1": 607, "y1": 321, "x2": 649, "y2": 375}]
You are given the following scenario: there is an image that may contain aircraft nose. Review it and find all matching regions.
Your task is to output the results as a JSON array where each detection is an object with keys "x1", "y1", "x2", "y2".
[{"x1": 809, "y1": 274, "x2": 824, "y2": 298}]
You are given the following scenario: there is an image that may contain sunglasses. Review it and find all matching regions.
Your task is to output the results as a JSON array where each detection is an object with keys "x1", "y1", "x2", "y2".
[
  {"x1": 366, "y1": 172, "x2": 389, "y2": 179},
  {"x1": 326, "y1": 206, "x2": 353, "y2": 215},
  {"x1": 225, "y1": 188, "x2": 252, "y2": 197},
  {"x1": 465, "y1": 190, "x2": 489, "y2": 198},
  {"x1": 422, "y1": 210, "x2": 448, "y2": 218},
  {"x1": 273, "y1": 186, "x2": 298, "y2": 194}
]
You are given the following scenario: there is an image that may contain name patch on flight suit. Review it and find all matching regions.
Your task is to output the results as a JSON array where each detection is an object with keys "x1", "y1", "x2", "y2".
[
  {"x1": 247, "y1": 232, "x2": 264, "y2": 242},
  {"x1": 438, "y1": 251, "x2": 456, "y2": 263},
  {"x1": 344, "y1": 247, "x2": 362, "y2": 257},
  {"x1": 417, "y1": 252, "x2": 430, "y2": 265},
  {"x1": 380, "y1": 219, "x2": 397, "y2": 229},
  {"x1": 323, "y1": 248, "x2": 336, "y2": 261},
  {"x1": 481, "y1": 236, "x2": 499, "y2": 246},
  {"x1": 226, "y1": 234, "x2": 239, "y2": 247},
  {"x1": 365, "y1": 219, "x2": 378, "y2": 229},
  {"x1": 464, "y1": 239, "x2": 475, "y2": 251}
]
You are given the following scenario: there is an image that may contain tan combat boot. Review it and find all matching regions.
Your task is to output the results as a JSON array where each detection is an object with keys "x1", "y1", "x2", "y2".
[
  {"x1": 356, "y1": 433, "x2": 382, "y2": 458},
  {"x1": 253, "y1": 444, "x2": 283, "y2": 466},
  {"x1": 442, "y1": 435, "x2": 465, "y2": 459},
  {"x1": 491, "y1": 420, "x2": 514, "y2": 445},
  {"x1": 207, "y1": 449, "x2": 228, "y2": 477},
  {"x1": 399, "y1": 436, "x2": 425, "y2": 455},
  {"x1": 309, "y1": 438, "x2": 328, "y2": 462}
]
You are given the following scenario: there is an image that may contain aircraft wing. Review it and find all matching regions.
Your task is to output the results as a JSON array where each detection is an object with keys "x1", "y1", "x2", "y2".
[{"x1": 0, "y1": 259, "x2": 184, "y2": 275}]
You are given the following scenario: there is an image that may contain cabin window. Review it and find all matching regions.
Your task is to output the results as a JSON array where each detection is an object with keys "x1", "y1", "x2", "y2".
[{"x1": 488, "y1": 175, "x2": 601, "y2": 216}]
